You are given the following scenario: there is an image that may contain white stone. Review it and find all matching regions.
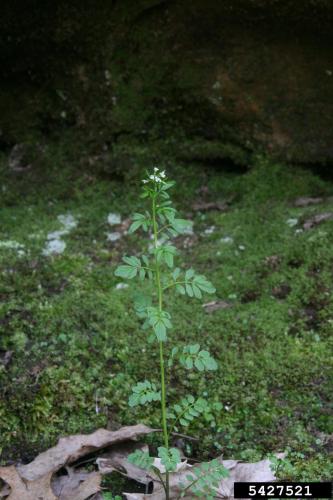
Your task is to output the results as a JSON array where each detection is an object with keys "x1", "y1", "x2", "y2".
[
  {"x1": 106, "y1": 232, "x2": 121, "y2": 242},
  {"x1": 57, "y1": 214, "x2": 78, "y2": 230},
  {"x1": 107, "y1": 213, "x2": 121, "y2": 225},
  {"x1": 204, "y1": 225, "x2": 215, "y2": 235},
  {"x1": 221, "y1": 236, "x2": 233, "y2": 244},
  {"x1": 42, "y1": 239, "x2": 66, "y2": 256},
  {"x1": 115, "y1": 283, "x2": 129, "y2": 290},
  {"x1": 47, "y1": 229, "x2": 69, "y2": 240}
]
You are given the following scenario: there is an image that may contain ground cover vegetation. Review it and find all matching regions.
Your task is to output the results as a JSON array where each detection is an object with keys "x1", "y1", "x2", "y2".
[{"x1": 0, "y1": 144, "x2": 332, "y2": 494}]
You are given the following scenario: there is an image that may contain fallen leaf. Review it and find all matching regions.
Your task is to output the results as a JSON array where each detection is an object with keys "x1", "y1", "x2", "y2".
[
  {"x1": 203, "y1": 300, "x2": 233, "y2": 313},
  {"x1": 0, "y1": 425, "x2": 155, "y2": 500},
  {"x1": 294, "y1": 196, "x2": 323, "y2": 207},
  {"x1": 52, "y1": 468, "x2": 101, "y2": 500},
  {"x1": 303, "y1": 212, "x2": 333, "y2": 230},
  {"x1": 0, "y1": 466, "x2": 56, "y2": 500},
  {"x1": 97, "y1": 442, "x2": 152, "y2": 484}
]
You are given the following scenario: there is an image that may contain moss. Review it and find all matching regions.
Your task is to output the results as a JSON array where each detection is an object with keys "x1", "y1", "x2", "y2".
[
  {"x1": 0, "y1": 144, "x2": 332, "y2": 485},
  {"x1": 1, "y1": 0, "x2": 332, "y2": 164}
]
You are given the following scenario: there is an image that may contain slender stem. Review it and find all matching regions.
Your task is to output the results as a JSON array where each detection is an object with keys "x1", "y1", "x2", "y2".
[
  {"x1": 153, "y1": 468, "x2": 168, "y2": 496},
  {"x1": 163, "y1": 280, "x2": 187, "y2": 292},
  {"x1": 157, "y1": 223, "x2": 172, "y2": 234},
  {"x1": 152, "y1": 194, "x2": 170, "y2": 499}
]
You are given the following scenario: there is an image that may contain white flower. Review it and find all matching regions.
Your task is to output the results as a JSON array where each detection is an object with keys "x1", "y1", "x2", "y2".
[
  {"x1": 149, "y1": 174, "x2": 163, "y2": 183},
  {"x1": 143, "y1": 168, "x2": 167, "y2": 184}
]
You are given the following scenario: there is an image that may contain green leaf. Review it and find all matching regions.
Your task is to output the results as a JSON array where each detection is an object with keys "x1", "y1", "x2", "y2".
[
  {"x1": 128, "y1": 380, "x2": 161, "y2": 407},
  {"x1": 160, "y1": 180, "x2": 175, "y2": 191},
  {"x1": 171, "y1": 218, "x2": 191, "y2": 233},
  {"x1": 128, "y1": 450, "x2": 154, "y2": 470},
  {"x1": 115, "y1": 255, "x2": 144, "y2": 280},
  {"x1": 176, "y1": 284, "x2": 185, "y2": 295},
  {"x1": 158, "y1": 447, "x2": 181, "y2": 472},
  {"x1": 179, "y1": 345, "x2": 218, "y2": 371},
  {"x1": 129, "y1": 213, "x2": 151, "y2": 234},
  {"x1": 133, "y1": 294, "x2": 151, "y2": 318},
  {"x1": 172, "y1": 267, "x2": 181, "y2": 280},
  {"x1": 194, "y1": 358, "x2": 205, "y2": 371},
  {"x1": 183, "y1": 459, "x2": 230, "y2": 498},
  {"x1": 193, "y1": 274, "x2": 216, "y2": 294},
  {"x1": 139, "y1": 268, "x2": 146, "y2": 280},
  {"x1": 154, "y1": 320, "x2": 167, "y2": 341},
  {"x1": 169, "y1": 396, "x2": 208, "y2": 429},
  {"x1": 146, "y1": 307, "x2": 172, "y2": 342},
  {"x1": 189, "y1": 344, "x2": 200, "y2": 355},
  {"x1": 123, "y1": 256, "x2": 140, "y2": 267},
  {"x1": 155, "y1": 245, "x2": 177, "y2": 269},
  {"x1": 114, "y1": 265, "x2": 137, "y2": 279},
  {"x1": 185, "y1": 269, "x2": 195, "y2": 280},
  {"x1": 192, "y1": 284, "x2": 202, "y2": 299}
]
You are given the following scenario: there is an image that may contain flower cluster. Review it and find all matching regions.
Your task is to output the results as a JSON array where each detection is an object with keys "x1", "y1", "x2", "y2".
[{"x1": 142, "y1": 167, "x2": 166, "y2": 184}]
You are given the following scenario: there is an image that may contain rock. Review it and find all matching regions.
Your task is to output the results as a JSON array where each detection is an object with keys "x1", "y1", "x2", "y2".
[{"x1": 2, "y1": 2, "x2": 333, "y2": 164}]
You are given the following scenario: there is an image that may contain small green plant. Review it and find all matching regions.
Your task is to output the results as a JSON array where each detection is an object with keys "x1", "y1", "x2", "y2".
[{"x1": 115, "y1": 168, "x2": 228, "y2": 498}]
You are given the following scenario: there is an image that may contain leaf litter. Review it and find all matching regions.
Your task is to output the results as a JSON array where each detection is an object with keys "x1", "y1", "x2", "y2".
[
  {"x1": 0, "y1": 424, "x2": 281, "y2": 499},
  {"x1": 0, "y1": 425, "x2": 154, "y2": 500}
]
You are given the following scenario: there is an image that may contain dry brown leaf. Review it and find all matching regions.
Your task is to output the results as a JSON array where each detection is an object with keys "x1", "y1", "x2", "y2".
[
  {"x1": 0, "y1": 466, "x2": 56, "y2": 500},
  {"x1": 203, "y1": 300, "x2": 233, "y2": 313},
  {"x1": 18, "y1": 425, "x2": 154, "y2": 481},
  {"x1": 52, "y1": 468, "x2": 102, "y2": 500},
  {"x1": 303, "y1": 212, "x2": 333, "y2": 230},
  {"x1": 294, "y1": 196, "x2": 323, "y2": 207},
  {"x1": 97, "y1": 442, "x2": 151, "y2": 484},
  {"x1": 0, "y1": 425, "x2": 155, "y2": 500}
]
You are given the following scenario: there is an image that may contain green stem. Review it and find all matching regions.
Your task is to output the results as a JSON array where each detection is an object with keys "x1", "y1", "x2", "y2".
[
  {"x1": 152, "y1": 194, "x2": 170, "y2": 499},
  {"x1": 163, "y1": 280, "x2": 187, "y2": 292}
]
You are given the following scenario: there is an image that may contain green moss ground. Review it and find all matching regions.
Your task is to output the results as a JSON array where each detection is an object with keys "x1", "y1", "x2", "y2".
[{"x1": 0, "y1": 148, "x2": 332, "y2": 485}]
